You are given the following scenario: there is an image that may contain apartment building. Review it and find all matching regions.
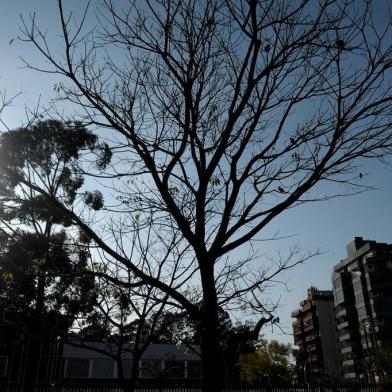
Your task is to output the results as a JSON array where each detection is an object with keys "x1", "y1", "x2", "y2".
[
  {"x1": 332, "y1": 237, "x2": 392, "y2": 382},
  {"x1": 292, "y1": 287, "x2": 340, "y2": 382}
]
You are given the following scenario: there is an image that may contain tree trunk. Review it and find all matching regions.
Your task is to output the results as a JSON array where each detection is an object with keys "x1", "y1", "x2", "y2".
[
  {"x1": 127, "y1": 352, "x2": 140, "y2": 392},
  {"x1": 200, "y1": 323, "x2": 225, "y2": 392},
  {"x1": 117, "y1": 356, "x2": 124, "y2": 379},
  {"x1": 116, "y1": 356, "x2": 128, "y2": 392},
  {"x1": 199, "y1": 262, "x2": 225, "y2": 392}
]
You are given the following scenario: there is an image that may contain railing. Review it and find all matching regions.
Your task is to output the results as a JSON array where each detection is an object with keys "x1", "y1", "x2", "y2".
[{"x1": 0, "y1": 383, "x2": 382, "y2": 392}]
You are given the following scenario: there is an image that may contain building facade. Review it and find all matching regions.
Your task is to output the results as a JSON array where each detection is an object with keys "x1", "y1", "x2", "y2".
[
  {"x1": 62, "y1": 342, "x2": 201, "y2": 381},
  {"x1": 332, "y1": 237, "x2": 392, "y2": 382},
  {"x1": 0, "y1": 340, "x2": 201, "y2": 385},
  {"x1": 292, "y1": 287, "x2": 340, "y2": 382}
]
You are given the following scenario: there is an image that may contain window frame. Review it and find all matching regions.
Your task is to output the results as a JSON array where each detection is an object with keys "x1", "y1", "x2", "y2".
[
  {"x1": 91, "y1": 358, "x2": 116, "y2": 379},
  {"x1": 64, "y1": 358, "x2": 91, "y2": 379},
  {"x1": 0, "y1": 356, "x2": 8, "y2": 378}
]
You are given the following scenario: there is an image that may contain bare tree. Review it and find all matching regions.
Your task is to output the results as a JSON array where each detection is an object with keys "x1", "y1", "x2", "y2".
[
  {"x1": 70, "y1": 281, "x2": 173, "y2": 391},
  {"x1": 69, "y1": 233, "x2": 183, "y2": 392},
  {"x1": 13, "y1": 0, "x2": 392, "y2": 390}
]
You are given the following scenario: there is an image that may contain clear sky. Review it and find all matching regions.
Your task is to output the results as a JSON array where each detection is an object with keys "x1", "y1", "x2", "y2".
[{"x1": 1, "y1": 1, "x2": 391, "y2": 344}]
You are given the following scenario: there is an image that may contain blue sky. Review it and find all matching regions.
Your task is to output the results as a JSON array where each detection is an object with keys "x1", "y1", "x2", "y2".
[{"x1": 1, "y1": 1, "x2": 392, "y2": 344}]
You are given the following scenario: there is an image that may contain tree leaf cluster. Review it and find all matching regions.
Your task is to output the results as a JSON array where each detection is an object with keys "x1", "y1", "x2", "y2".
[{"x1": 239, "y1": 339, "x2": 294, "y2": 385}]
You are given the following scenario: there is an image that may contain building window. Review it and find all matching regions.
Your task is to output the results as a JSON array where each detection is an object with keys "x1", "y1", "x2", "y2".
[
  {"x1": 353, "y1": 279, "x2": 363, "y2": 293},
  {"x1": 139, "y1": 360, "x2": 162, "y2": 379},
  {"x1": 334, "y1": 289, "x2": 344, "y2": 305},
  {"x1": 165, "y1": 360, "x2": 185, "y2": 378},
  {"x1": 187, "y1": 361, "x2": 202, "y2": 379},
  {"x1": 91, "y1": 358, "x2": 115, "y2": 378},
  {"x1": 0, "y1": 356, "x2": 8, "y2": 377},
  {"x1": 65, "y1": 359, "x2": 90, "y2": 378},
  {"x1": 333, "y1": 276, "x2": 342, "y2": 290},
  {"x1": 370, "y1": 274, "x2": 390, "y2": 286},
  {"x1": 357, "y1": 305, "x2": 367, "y2": 319},
  {"x1": 374, "y1": 301, "x2": 392, "y2": 313},
  {"x1": 355, "y1": 292, "x2": 365, "y2": 305}
]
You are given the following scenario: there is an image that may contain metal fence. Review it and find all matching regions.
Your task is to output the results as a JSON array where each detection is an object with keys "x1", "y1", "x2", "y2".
[{"x1": 0, "y1": 384, "x2": 383, "y2": 392}]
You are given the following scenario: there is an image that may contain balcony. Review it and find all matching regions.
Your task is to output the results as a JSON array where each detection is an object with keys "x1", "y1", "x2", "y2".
[
  {"x1": 301, "y1": 302, "x2": 313, "y2": 312},
  {"x1": 303, "y1": 323, "x2": 314, "y2": 332},
  {"x1": 339, "y1": 332, "x2": 351, "y2": 342},
  {"x1": 342, "y1": 359, "x2": 355, "y2": 366},
  {"x1": 302, "y1": 313, "x2": 313, "y2": 322},
  {"x1": 344, "y1": 372, "x2": 357, "y2": 379},
  {"x1": 291, "y1": 308, "x2": 302, "y2": 318},
  {"x1": 308, "y1": 344, "x2": 317, "y2": 352},
  {"x1": 335, "y1": 308, "x2": 347, "y2": 318},
  {"x1": 340, "y1": 340, "x2": 356, "y2": 354},
  {"x1": 337, "y1": 321, "x2": 349, "y2": 330},
  {"x1": 341, "y1": 347, "x2": 353, "y2": 355},
  {"x1": 294, "y1": 335, "x2": 303, "y2": 345},
  {"x1": 293, "y1": 326, "x2": 302, "y2": 336}
]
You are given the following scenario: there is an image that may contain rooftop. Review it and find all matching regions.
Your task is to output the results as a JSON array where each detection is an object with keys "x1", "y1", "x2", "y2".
[
  {"x1": 63, "y1": 342, "x2": 201, "y2": 361},
  {"x1": 333, "y1": 237, "x2": 392, "y2": 272}
]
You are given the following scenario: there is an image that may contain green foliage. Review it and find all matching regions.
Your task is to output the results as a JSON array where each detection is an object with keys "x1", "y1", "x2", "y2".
[
  {"x1": 95, "y1": 142, "x2": 113, "y2": 170},
  {"x1": 365, "y1": 343, "x2": 392, "y2": 382},
  {"x1": 8, "y1": 195, "x2": 74, "y2": 227},
  {"x1": 0, "y1": 119, "x2": 102, "y2": 339},
  {"x1": 0, "y1": 119, "x2": 111, "y2": 213},
  {"x1": 0, "y1": 120, "x2": 95, "y2": 176},
  {"x1": 84, "y1": 190, "x2": 104, "y2": 211},
  {"x1": 239, "y1": 339, "x2": 295, "y2": 385},
  {"x1": 73, "y1": 311, "x2": 112, "y2": 341},
  {"x1": 151, "y1": 311, "x2": 199, "y2": 345},
  {"x1": 0, "y1": 230, "x2": 97, "y2": 316}
]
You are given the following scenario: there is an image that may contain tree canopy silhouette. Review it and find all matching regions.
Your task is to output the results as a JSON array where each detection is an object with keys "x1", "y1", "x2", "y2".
[{"x1": 11, "y1": 1, "x2": 392, "y2": 390}]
